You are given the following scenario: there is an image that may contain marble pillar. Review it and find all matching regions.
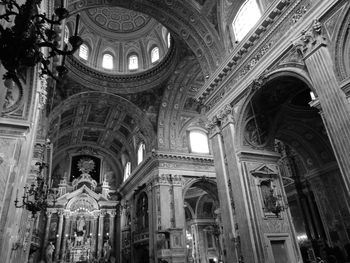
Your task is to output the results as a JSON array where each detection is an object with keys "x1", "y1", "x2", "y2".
[
  {"x1": 61, "y1": 214, "x2": 71, "y2": 261},
  {"x1": 98, "y1": 212, "x2": 105, "y2": 258},
  {"x1": 109, "y1": 211, "x2": 116, "y2": 251},
  {"x1": 91, "y1": 215, "x2": 98, "y2": 257},
  {"x1": 55, "y1": 212, "x2": 64, "y2": 260},
  {"x1": 42, "y1": 211, "x2": 52, "y2": 258}
]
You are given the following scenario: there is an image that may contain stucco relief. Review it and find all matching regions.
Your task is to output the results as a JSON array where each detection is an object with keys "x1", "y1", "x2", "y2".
[
  {"x1": 2, "y1": 79, "x2": 23, "y2": 115},
  {"x1": 0, "y1": 138, "x2": 17, "y2": 212}
]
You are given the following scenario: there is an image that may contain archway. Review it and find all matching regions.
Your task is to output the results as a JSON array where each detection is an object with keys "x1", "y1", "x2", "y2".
[
  {"x1": 240, "y1": 72, "x2": 350, "y2": 262},
  {"x1": 184, "y1": 179, "x2": 222, "y2": 263}
]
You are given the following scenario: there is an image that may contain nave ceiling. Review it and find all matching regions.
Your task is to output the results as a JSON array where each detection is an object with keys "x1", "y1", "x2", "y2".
[{"x1": 48, "y1": 0, "x2": 222, "y2": 188}]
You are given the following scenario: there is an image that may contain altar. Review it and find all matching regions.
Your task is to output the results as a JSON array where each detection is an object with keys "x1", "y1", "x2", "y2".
[
  {"x1": 70, "y1": 246, "x2": 91, "y2": 262},
  {"x1": 43, "y1": 170, "x2": 117, "y2": 262}
]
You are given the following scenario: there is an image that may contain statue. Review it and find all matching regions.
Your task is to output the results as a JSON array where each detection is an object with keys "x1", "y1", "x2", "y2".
[
  {"x1": 45, "y1": 242, "x2": 55, "y2": 263},
  {"x1": 103, "y1": 241, "x2": 112, "y2": 261},
  {"x1": 77, "y1": 216, "x2": 85, "y2": 232}
]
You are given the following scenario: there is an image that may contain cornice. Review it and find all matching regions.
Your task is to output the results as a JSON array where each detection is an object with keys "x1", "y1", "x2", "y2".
[
  {"x1": 66, "y1": 39, "x2": 178, "y2": 94},
  {"x1": 201, "y1": 0, "x2": 338, "y2": 118},
  {"x1": 195, "y1": 0, "x2": 293, "y2": 103},
  {"x1": 153, "y1": 151, "x2": 214, "y2": 164},
  {"x1": 118, "y1": 150, "x2": 214, "y2": 194}
]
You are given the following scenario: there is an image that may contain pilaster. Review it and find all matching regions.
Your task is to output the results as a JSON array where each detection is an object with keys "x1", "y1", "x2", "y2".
[{"x1": 295, "y1": 19, "x2": 350, "y2": 201}]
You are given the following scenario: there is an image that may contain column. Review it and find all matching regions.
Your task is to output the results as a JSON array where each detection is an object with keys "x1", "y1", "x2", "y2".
[
  {"x1": 91, "y1": 215, "x2": 98, "y2": 257},
  {"x1": 207, "y1": 109, "x2": 246, "y2": 263},
  {"x1": 98, "y1": 212, "x2": 105, "y2": 258},
  {"x1": 55, "y1": 211, "x2": 64, "y2": 260},
  {"x1": 296, "y1": 20, "x2": 350, "y2": 200},
  {"x1": 42, "y1": 211, "x2": 52, "y2": 258},
  {"x1": 109, "y1": 211, "x2": 116, "y2": 252},
  {"x1": 61, "y1": 213, "x2": 71, "y2": 261}
]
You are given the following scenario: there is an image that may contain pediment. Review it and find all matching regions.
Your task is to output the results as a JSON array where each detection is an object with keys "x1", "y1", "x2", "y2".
[
  {"x1": 56, "y1": 185, "x2": 107, "y2": 204},
  {"x1": 250, "y1": 164, "x2": 277, "y2": 178}
]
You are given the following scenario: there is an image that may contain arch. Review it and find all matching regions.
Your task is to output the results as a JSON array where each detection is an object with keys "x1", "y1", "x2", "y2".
[
  {"x1": 127, "y1": 53, "x2": 139, "y2": 71},
  {"x1": 235, "y1": 68, "x2": 314, "y2": 147},
  {"x1": 157, "y1": 57, "x2": 204, "y2": 150},
  {"x1": 49, "y1": 91, "x2": 157, "y2": 175},
  {"x1": 66, "y1": 194, "x2": 99, "y2": 212},
  {"x1": 137, "y1": 142, "x2": 145, "y2": 165},
  {"x1": 183, "y1": 178, "x2": 219, "y2": 206},
  {"x1": 51, "y1": 144, "x2": 123, "y2": 187},
  {"x1": 334, "y1": 4, "x2": 350, "y2": 80},
  {"x1": 102, "y1": 53, "x2": 114, "y2": 70},
  {"x1": 123, "y1": 161, "x2": 131, "y2": 181},
  {"x1": 66, "y1": 0, "x2": 225, "y2": 75},
  {"x1": 150, "y1": 46, "x2": 160, "y2": 63},
  {"x1": 79, "y1": 43, "x2": 89, "y2": 60}
]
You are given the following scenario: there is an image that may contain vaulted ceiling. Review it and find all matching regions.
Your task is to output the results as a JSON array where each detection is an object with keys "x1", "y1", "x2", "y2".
[{"x1": 49, "y1": 0, "x2": 222, "y2": 187}]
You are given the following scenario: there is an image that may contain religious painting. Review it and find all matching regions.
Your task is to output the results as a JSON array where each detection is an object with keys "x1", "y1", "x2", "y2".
[
  {"x1": 70, "y1": 155, "x2": 101, "y2": 182},
  {"x1": 49, "y1": 213, "x2": 58, "y2": 240}
]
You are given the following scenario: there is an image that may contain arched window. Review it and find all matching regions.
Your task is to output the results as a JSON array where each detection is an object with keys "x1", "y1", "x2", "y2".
[
  {"x1": 128, "y1": 54, "x2": 139, "y2": 70},
  {"x1": 137, "y1": 142, "x2": 145, "y2": 165},
  {"x1": 151, "y1": 47, "x2": 160, "y2": 63},
  {"x1": 79, "y1": 44, "x2": 89, "y2": 60},
  {"x1": 64, "y1": 25, "x2": 69, "y2": 44},
  {"x1": 189, "y1": 130, "x2": 210, "y2": 154},
  {"x1": 102, "y1": 53, "x2": 114, "y2": 69},
  {"x1": 167, "y1": 33, "x2": 171, "y2": 48},
  {"x1": 232, "y1": 0, "x2": 261, "y2": 42},
  {"x1": 124, "y1": 162, "x2": 131, "y2": 181}
]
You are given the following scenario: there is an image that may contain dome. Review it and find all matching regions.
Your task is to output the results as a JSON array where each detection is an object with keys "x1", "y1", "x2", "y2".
[{"x1": 65, "y1": 6, "x2": 171, "y2": 74}]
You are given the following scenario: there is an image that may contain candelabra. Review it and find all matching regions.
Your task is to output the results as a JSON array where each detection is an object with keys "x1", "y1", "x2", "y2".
[
  {"x1": 0, "y1": 0, "x2": 83, "y2": 87},
  {"x1": 14, "y1": 141, "x2": 57, "y2": 215}
]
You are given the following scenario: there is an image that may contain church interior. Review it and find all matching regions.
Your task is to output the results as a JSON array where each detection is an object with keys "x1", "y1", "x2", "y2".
[{"x1": 1, "y1": 0, "x2": 350, "y2": 263}]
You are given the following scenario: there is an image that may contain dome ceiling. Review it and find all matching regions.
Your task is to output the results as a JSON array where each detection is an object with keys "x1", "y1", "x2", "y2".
[
  {"x1": 85, "y1": 7, "x2": 152, "y2": 35},
  {"x1": 66, "y1": 7, "x2": 170, "y2": 75}
]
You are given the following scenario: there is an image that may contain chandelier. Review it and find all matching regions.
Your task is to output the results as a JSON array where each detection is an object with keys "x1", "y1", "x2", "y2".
[
  {"x1": 0, "y1": 0, "x2": 83, "y2": 87},
  {"x1": 14, "y1": 141, "x2": 57, "y2": 215}
]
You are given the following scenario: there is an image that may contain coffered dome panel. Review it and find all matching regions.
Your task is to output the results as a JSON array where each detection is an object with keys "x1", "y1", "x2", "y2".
[
  {"x1": 86, "y1": 7, "x2": 152, "y2": 34},
  {"x1": 66, "y1": 7, "x2": 171, "y2": 76}
]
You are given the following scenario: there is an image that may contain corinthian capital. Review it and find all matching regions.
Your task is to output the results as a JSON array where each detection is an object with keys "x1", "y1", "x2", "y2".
[
  {"x1": 217, "y1": 104, "x2": 235, "y2": 128},
  {"x1": 293, "y1": 19, "x2": 327, "y2": 58}
]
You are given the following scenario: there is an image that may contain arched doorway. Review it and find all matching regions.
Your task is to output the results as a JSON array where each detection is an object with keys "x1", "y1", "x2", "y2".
[
  {"x1": 243, "y1": 72, "x2": 350, "y2": 262},
  {"x1": 184, "y1": 180, "x2": 222, "y2": 263}
]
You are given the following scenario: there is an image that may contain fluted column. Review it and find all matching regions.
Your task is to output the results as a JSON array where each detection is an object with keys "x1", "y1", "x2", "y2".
[
  {"x1": 109, "y1": 211, "x2": 116, "y2": 252},
  {"x1": 295, "y1": 20, "x2": 350, "y2": 200},
  {"x1": 61, "y1": 213, "x2": 71, "y2": 261},
  {"x1": 42, "y1": 211, "x2": 52, "y2": 258},
  {"x1": 55, "y1": 211, "x2": 64, "y2": 260},
  {"x1": 98, "y1": 212, "x2": 105, "y2": 258}
]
